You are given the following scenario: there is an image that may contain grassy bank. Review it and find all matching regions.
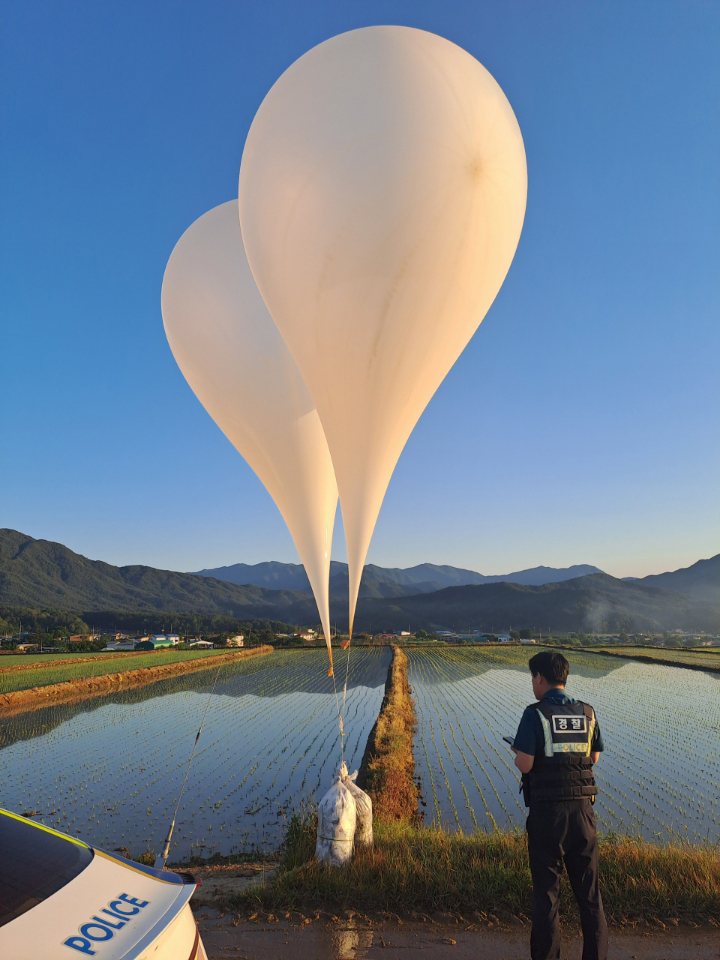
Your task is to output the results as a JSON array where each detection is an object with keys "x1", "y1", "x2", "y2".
[
  {"x1": 234, "y1": 818, "x2": 720, "y2": 925},
  {"x1": 357, "y1": 644, "x2": 420, "y2": 824},
  {"x1": 594, "y1": 646, "x2": 720, "y2": 672},
  {"x1": 0, "y1": 646, "x2": 252, "y2": 694},
  {"x1": 0, "y1": 652, "x2": 125, "y2": 669},
  {"x1": 0, "y1": 645, "x2": 273, "y2": 711}
]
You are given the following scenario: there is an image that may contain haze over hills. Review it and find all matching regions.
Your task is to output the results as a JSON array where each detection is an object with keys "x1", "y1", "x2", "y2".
[
  {"x1": 1, "y1": 529, "x2": 719, "y2": 634},
  {"x1": 348, "y1": 574, "x2": 720, "y2": 635},
  {"x1": 192, "y1": 559, "x2": 604, "y2": 598},
  {"x1": 637, "y1": 555, "x2": 720, "y2": 603}
]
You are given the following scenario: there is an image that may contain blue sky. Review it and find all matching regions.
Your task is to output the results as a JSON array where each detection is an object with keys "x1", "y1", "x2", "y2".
[{"x1": 2, "y1": 1, "x2": 718, "y2": 578}]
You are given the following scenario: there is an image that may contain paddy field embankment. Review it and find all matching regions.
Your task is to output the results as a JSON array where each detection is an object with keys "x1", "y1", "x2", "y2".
[
  {"x1": 0, "y1": 645, "x2": 273, "y2": 712},
  {"x1": 357, "y1": 645, "x2": 420, "y2": 824},
  {"x1": 591, "y1": 645, "x2": 720, "y2": 673}
]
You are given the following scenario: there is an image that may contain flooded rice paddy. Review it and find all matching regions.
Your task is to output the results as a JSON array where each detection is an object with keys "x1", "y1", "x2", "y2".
[
  {"x1": 407, "y1": 647, "x2": 720, "y2": 843},
  {"x1": 2, "y1": 646, "x2": 719, "y2": 858},
  {"x1": 0, "y1": 648, "x2": 390, "y2": 860}
]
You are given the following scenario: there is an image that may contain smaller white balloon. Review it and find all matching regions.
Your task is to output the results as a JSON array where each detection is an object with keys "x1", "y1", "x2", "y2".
[{"x1": 162, "y1": 201, "x2": 338, "y2": 661}]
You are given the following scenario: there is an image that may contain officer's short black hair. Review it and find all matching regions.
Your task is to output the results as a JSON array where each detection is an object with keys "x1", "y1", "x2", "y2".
[{"x1": 529, "y1": 651, "x2": 569, "y2": 685}]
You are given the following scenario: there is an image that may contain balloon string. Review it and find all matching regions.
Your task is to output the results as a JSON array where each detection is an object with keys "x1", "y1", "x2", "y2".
[
  {"x1": 154, "y1": 664, "x2": 221, "y2": 868},
  {"x1": 342, "y1": 639, "x2": 351, "y2": 714},
  {"x1": 329, "y1": 649, "x2": 344, "y2": 765},
  {"x1": 339, "y1": 620, "x2": 352, "y2": 766}
]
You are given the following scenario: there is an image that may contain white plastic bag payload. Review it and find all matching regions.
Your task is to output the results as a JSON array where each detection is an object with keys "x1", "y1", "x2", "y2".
[
  {"x1": 315, "y1": 773, "x2": 356, "y2": 867},
  {"x1": 342, "y1": 765, "x2": 373, "y2": 848}
]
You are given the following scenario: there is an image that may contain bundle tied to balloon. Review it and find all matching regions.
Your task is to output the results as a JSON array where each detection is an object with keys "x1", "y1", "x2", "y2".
[
  {"x1": 315, "y1": 763, "x2": 373, "y2": 868},
  {"x1": 163, "y1": 25, "x2": 526, "y2": 867}
]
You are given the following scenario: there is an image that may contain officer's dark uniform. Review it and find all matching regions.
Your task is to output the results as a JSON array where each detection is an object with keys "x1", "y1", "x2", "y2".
[{"x1": 514, "y1": 689, "x2": 608, "y2": 960}]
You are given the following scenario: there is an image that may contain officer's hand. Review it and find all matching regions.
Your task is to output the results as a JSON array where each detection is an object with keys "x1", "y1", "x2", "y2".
[{"x1": 514, "y1": 750, "x2": 535, "y2": 774}]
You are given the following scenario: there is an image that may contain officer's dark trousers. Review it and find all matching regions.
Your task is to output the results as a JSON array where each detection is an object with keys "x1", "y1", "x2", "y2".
[{"x1": 527, "y1": 799, "x2": 608, "y2": 960}]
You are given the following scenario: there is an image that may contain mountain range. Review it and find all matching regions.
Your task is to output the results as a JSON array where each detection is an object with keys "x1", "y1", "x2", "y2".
[
  {"x1": 192, "y1": 559, "x2": 604, "y2": 598},
  {"x1": 1, "y1": 529, "x2": 719, "y2": 634},
  {"x1": 0, "y1": 529, "x2": 301, "y2": 619},
  {"x1": 637, "y1": 555, "x2": 720, "y2": 603},
  {"x1": 349, "y1": 574, "x2": 720, "y2": 635}
]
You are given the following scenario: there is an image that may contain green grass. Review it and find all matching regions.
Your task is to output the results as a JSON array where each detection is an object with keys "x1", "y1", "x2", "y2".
[
  {"x1": 235, "y1": 817, "x2": 720, "y2": 925},
  {"x1": 0, "y1": 648, "x2": 234, "y2": 693}
]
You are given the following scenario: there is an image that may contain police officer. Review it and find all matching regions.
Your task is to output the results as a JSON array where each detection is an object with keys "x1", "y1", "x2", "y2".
[{"x1": 512, "y1": 650, "x2": 607, "y2": 960}]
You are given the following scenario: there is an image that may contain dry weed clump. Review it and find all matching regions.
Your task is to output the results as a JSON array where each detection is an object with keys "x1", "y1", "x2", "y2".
[
  {"x1": 597, "y1": 835, "x2": 720, "y2": 922},
  {"x1": 357, "y1": 645, "x2": 420, "y2": 824}
]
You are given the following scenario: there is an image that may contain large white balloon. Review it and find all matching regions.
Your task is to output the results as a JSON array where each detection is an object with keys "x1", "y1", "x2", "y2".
[
  {"x1": 239, "y1": 26, "x2": 527, "y2": 635},
  {"x1": 162, "y1": 201, "x2": 338, "y2": 661}
]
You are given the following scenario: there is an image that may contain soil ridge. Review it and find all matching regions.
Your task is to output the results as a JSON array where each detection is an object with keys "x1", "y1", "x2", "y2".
[
  {"x1": 0, "y1": 645, "x2": 273, "y2": 712},
  {"x1": 356, "y1": 644, "x2": 420, "y2": 824}
]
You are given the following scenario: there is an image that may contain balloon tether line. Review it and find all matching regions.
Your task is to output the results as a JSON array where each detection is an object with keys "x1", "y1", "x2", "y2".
[
  {"x1": 154, "y1": 663, "x2": 222, "y2": 869},
  {"x1": 338, "y1": 613, "x2": 354, "y2": 767},
  {"x1": 341, "y1": 619, "x2": 352, "y2": 714},
  {"x1": 327, "y1": 644, "x2": 345, "y2": 765}
]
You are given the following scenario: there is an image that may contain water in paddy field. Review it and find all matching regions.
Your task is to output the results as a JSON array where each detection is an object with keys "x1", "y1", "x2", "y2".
[
  {"x1": 0, "y1": 648, "x2": 390, "y2": 861},
  {"x1": 407, "y1": 647, "x2": 720, "y2": 844}
]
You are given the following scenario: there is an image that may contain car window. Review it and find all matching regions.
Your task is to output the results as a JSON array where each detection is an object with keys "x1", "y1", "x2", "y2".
[{"x1": 0, "y1": 810, "x2": 94, "y2": 926}]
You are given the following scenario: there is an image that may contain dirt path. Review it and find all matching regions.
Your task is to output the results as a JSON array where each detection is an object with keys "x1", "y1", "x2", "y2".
[
  {"x1": 190, "y1": 868, "x2": 719, "y2": 959},
  {"x1": 195, "y1": 914, "x2": 720, "y2": 960},
  {"x1": 0, "y1": 645, "x2": 273, "y2": 713},
  {"x1": 188, "y1": 862, "x2": 280, "y2": 906}
]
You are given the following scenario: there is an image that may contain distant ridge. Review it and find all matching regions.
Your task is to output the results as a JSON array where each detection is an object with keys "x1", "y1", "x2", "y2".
[
  {"x1": 638, "y1": 555, "x2": 720, "y2": 603},
  {"x1": 347, "y1": 573, "x2": 720, "y2": 635},
  {"x1": 192, "y1": 559, "x2": 605, "y2": 598},
  {"x1": 1, "y1": 529, "x2": 718, "y2": 634},
  {"x1": 0, "y1": 529, "x2": 307, "y2": 617}
]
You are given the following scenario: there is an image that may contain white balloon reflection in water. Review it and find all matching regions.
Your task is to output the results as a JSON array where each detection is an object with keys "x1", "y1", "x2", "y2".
[
  {"x1": 239, "y1": 26, "x2": 527, "y2": 635},
  {"x1": 162, "y1": 201, "x2": 338, "y2": 664}
]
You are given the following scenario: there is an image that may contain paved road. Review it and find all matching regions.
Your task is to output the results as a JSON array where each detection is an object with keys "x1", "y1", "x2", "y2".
[{"x1": 197, "y1": 914, "x2": 720, "y2": 960}]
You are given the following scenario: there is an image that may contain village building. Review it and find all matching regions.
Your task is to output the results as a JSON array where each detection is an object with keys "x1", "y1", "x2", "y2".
[
  {"x1": 135, "y1": 634, "x2": 180, "y2": 650},
  {"x1": 102, "y1": 639, "x2": 136, "y2": 651}
]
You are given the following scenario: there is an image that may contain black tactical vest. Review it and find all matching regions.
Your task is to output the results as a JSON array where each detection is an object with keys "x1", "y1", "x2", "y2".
[{"x1": 521, "y1": 699, "x2": 598, "y2": 805}]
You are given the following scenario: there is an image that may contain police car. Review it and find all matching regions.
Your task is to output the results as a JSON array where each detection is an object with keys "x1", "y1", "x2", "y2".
[{"x1": 0, "y1": 808, "x2": 208, "y2": 960}]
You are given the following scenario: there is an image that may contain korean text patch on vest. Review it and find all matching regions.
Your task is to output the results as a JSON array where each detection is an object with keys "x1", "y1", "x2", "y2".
[{"x1": 551, "y1": 715, "x2": 587, "y2": 735}]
